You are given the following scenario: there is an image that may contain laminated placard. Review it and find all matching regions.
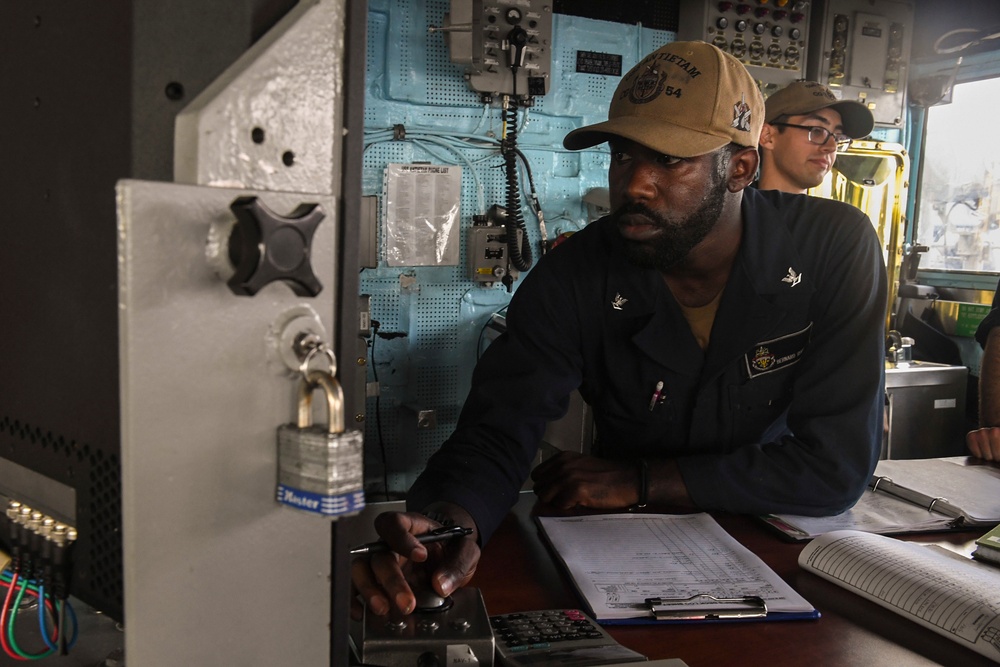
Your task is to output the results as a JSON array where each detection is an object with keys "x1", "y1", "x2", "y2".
[{"x1": 383, "y1": 163, "x2": 462, "y2": 266}]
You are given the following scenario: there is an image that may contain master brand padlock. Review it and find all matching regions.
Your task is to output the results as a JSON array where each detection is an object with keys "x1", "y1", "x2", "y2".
[{"x1": 276, "y1": 369, "x2": 365, "y2": 517}]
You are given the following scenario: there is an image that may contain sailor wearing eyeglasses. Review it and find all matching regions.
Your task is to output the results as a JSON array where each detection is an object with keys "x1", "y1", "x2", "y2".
[{"x1": 756, "y1": 80, "x2": 875, "y2": 194}]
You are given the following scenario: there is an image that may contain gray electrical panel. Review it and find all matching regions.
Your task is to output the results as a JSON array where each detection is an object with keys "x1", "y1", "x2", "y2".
[
  {"x1": 118, "y1": 181, "x2": 339, "y2": 667},
  {"x1": 440, "y1": 0, "x2": 554, "y2": 99},
  {"x1": 468, "y1": 223, "x2": 521, "y2": 287},
  {"x1": 677, "y1": 0, "x2": 813, "y2": 95},
  {"x1": 807, "y1": 0, "x2": 914, "y2": 127}
]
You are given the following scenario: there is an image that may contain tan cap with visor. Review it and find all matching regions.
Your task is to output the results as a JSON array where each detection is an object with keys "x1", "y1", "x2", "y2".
[
  {"x1": 563, "y1": 40, "x2": 764, "y2": 158},
  {"x1": 764, "y1": 80, "x2": 875, "y2": 139}
]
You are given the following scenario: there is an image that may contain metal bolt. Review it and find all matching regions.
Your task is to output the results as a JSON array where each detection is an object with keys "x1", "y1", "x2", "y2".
[{"x1": 417, "y1": 619, "x2": 440, "y2": 632}]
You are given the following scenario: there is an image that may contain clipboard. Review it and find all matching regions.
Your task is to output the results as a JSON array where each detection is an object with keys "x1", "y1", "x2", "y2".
[
  {"x1": 645, "y1": 594, "x2": 767, "y2": 621},
  {"x1": 599, "y1": 598, "x2": 819, "y2": 626},
  {"x1": 536, "y1": 513, "x2": 820, "y2": 625}
]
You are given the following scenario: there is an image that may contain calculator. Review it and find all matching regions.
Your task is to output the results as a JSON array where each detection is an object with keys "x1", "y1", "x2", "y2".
[{"x1": 490, "y1": 609, "x2": 647, "y2": 667}]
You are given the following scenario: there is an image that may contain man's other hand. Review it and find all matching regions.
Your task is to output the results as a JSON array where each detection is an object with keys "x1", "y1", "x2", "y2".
[
  {"x1": 967, "y1": 427, "x2": 1000, "y2": 461},
  {"x1": 530, "y1": 451, "x2": 640, "y2": 510}
]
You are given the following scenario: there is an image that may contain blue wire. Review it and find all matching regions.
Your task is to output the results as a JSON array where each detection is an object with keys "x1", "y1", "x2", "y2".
[
  {"x1": 64, "y1": 598, "x2": 79, "y2": 649},
  {"x1": 38, "y1": 585, "x2": 58, "y2": 651},
  {"x1": 4, "y1": 567, "x2": 79, "y2": 651}
]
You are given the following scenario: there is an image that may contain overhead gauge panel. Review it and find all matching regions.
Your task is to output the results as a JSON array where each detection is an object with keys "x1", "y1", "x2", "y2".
[{"x1": 678, "y1": 0, "x2": 813, "y2": 97}]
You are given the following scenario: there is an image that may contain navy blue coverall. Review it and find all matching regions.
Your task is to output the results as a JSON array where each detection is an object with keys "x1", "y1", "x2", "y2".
[{"x1": 409, "y1": 187, "x2": 887, "y2": 543}]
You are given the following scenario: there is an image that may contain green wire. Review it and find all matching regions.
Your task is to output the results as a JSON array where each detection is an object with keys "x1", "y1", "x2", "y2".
[{"x1": 7, "y1": 576, "x2": 54, "y2": 660}]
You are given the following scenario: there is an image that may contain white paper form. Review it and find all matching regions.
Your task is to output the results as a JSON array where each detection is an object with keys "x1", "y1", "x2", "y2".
[{"x1": 536, "y1": 513, "x2": 815, "y2": 621}]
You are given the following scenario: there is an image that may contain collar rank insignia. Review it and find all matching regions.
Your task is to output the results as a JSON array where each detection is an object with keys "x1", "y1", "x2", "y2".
[
  {"x1": 781, "y1": 267, "x2": 802, "y2": 287},
  {"x1": 612, "y1": 293, "x2": 628, "y2": 310}
]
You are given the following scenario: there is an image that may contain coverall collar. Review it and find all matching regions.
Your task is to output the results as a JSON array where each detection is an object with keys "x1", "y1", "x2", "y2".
[{"x1": 604, "y1": 189, "x2": 814, "y2": 379}]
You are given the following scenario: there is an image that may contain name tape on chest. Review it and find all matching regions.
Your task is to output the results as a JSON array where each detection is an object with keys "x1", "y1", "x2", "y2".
[{"x1": 744, "y1": 324, "x2": 813, "y2": 379}]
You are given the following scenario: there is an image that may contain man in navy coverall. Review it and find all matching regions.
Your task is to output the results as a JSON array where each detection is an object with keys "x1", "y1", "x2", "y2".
[{"x1": 353, "y1": 41, "x2": 887, "y2": 618}]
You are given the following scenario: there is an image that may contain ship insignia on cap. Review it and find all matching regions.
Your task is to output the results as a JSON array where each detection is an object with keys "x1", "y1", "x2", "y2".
[
  {"x1": 628, "y1": 67, "x2": 666, "y2": 105},
  {"x1": 732, "y1": 93, "x2": 752, "y2": 132}
]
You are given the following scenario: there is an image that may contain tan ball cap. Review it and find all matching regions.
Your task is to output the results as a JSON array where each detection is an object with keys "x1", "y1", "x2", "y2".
[
  {"x1": 563, "y1": 40, "x2": 764, "y2": 158},
  {"x1": 764, "y1": 80, "x2": 875, "y2": 139}
]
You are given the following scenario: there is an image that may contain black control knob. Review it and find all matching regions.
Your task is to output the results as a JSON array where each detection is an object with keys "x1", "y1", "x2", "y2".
[{"x1": 226, "y1": 196, "x2": 325, "y2": 297}]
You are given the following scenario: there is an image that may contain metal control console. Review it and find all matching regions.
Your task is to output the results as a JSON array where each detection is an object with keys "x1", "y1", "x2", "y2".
[
  {"x1": 351, "y1": 588, "x2": 495, "y2": 667},
  {"x1": 678, "y1": 0, "x2": 812, "y2": 93}
]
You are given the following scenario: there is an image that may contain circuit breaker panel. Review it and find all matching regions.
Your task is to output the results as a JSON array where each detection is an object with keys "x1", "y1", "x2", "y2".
[
  {"x1": 808, "y1": 0, "x2": 914, "y2": 127},
  {"x1": 678, "y1": 0, "x2": 813, "y2": 94},
  {"x1": 440, "y1": 0, "x2": 554, "y2": 100}
]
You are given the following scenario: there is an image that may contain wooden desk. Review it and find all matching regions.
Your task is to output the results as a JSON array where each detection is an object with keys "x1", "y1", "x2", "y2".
[{"x1": 477, "y1": 494, "x2": 996, "y2": 667}]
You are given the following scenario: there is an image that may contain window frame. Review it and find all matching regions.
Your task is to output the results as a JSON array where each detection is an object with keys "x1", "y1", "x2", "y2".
[{"x1": 909, "y1": 49, "x2": 1000, "y2": 290}]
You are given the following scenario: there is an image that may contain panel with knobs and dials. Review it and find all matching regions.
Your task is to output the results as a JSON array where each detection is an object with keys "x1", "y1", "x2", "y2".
[{"x1": 678, "y1": 0, "x2": 812, "y2": 95}]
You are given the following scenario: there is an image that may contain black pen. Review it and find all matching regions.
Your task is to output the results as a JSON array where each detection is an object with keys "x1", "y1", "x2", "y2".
[{"x1": 349, "y1": 525, "x2": 472, "y2": 555}]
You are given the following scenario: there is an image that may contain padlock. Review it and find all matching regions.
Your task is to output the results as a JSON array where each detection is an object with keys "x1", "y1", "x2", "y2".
[{"x1": 276, "y1": 369, "x2": 365, "y2": 517}]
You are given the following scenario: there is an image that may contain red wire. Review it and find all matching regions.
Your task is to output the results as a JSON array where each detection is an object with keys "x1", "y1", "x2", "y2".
[{"x1": 0, "y1": 571, "x2": 27, "y2": 661}]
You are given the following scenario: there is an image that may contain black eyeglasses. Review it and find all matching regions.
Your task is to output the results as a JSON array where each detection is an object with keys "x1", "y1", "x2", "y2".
[{"x1": 770, "y1": 122, "x2": 852, "y2": 150}]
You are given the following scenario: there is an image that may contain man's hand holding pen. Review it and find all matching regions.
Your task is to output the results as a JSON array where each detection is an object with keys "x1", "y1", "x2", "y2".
[{"x1": 350, "y1": 503, "x2": 481, "y2": 618}]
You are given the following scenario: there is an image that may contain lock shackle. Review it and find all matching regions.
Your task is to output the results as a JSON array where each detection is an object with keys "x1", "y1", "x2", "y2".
[{"x1": 297, "y1": 369, "x2": 345, "y2": 434}]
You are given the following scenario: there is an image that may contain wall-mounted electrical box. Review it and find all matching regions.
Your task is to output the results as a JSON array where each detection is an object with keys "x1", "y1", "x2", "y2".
[
  {"x1": 677, "y1": 0, "x2": 813, "y2": 96},
  {"x1": 808, "y1": 0, "x2": 914, "y2": 127},
  {"x1": 468, "y1": 224, "x2": 522, "y2": 288},
  {"x1": 467, "y1": 208, "x2": 522, "y2": 288},
  {"x1": 439, "y1": 0, "x2": 553, "y2": 101}
]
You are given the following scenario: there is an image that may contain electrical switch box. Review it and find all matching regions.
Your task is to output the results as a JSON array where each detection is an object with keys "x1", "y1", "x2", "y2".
[
  {"x1": 440, "y1": 0, "x2": 553, "y2": 100},
  {"x1": 807, "y1": 0, "x2": 914, "y2": 127},
  {"x1": 468, "y1": 223, "x2": 521, "y2": 288}
]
